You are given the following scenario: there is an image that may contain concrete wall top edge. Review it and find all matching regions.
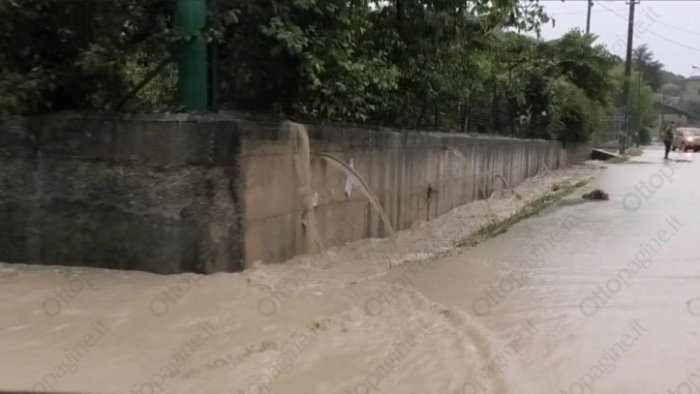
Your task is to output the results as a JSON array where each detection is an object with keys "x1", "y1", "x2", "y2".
[
  {"x1": 0, "y1": 112, "x2": 557, "y2": 146},
  {"x1": 0, "y1": 116, "x2": 247, "y2": 169}
]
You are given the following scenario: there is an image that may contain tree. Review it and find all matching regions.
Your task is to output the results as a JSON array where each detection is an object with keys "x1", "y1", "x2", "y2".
[
  {"x1": 0, "y1": 0, "x2": 634, "y2": 149},
  {"x1": 191, "y1": 0, "x2": 543, "y2": 123},
  {"x1": 0, "y1": 0, "x2": 546, "y2": 120},
  {"x1": 0, "y1": 0, "x2": 175, "y2": 115},
  {"x1": 491, "y1": 30, "x2": 616, "y2": 144},
  {"x1": 633, "y1": 44, "x2": 663, "y2": 91}
]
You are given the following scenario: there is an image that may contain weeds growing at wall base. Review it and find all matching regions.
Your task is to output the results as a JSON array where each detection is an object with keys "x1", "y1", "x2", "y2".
[{"x1": 458, "y1": 180, "x2": 587, "y2": 248}]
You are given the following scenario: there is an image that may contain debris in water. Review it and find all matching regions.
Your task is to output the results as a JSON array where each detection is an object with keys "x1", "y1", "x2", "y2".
[{"x1": 582, "y1": 189, "x2": 609, "y2": 201}]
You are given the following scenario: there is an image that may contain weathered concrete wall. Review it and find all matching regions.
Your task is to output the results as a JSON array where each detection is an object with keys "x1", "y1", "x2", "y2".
[
  {"x1": 566, "y1": 143, "x2": 593, "y2": 164},
  {"x1": 243, "y1": 122, "x2": 566, "y2": 265},
  {"x1": 0, "y1": 114, "x2": 245, "y2": 274},
  {"x1": 0, "y1": 113, "x2": 566, "y2": 273}
]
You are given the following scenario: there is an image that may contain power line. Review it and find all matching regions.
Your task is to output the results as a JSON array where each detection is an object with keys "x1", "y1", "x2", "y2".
[
  {"x1": 651, "y1": 20, "x2": 700, "y2": 38},
  {"x1": 645, "y1": 30, "x2": 700, "y2": 54},
  {"x1": 594, "y1": 0, "x2": 700, "y2": 54},
  {"x1": 591, "y1": 1, "x2": 633, "y2": 21},
  {"x1": 548, "y1": 8, "x2": 627, "y2": 16}
]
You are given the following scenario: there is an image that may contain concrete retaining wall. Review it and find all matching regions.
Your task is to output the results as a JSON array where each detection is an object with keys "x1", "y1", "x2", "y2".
[
  {"x1": 566, "y1": 143, "x2": 593, "y2": 164},
  {"x1": 0, "y1": 113, "x2": 566, "y2": 274}
]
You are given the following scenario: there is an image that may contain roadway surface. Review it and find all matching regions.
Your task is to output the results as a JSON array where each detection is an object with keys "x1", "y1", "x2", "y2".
[
  {"x1": 401, "y1": 146, "x2": 700, "y2": 393},
  {"x1": 2, "y1": 146, "x2": 699, "y2": 394}
]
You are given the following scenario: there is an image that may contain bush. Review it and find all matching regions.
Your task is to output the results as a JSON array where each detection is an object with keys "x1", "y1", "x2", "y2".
[{"x1": 638, "y1": 127, "x2": 652, "y2": 145}]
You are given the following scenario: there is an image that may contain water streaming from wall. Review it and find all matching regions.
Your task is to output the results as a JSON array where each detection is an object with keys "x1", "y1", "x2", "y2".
[
  {"x1": 286, "y1": 121, "x2": 324, "y2": 253},
  {"x1": 286, "y1": 122, "x2": 394, "y2": 257},
  {"x1": 446, "y1": 145, "x2": 532, "y2": 201},
  {"x1": 317, "y1": 153, "x2": 395, "y2": 235}
]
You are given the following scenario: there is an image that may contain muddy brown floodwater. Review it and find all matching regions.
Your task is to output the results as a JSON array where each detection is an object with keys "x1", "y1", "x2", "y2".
[{"x1": 3, "y1": 149, "x2": 699, "y2": 394}]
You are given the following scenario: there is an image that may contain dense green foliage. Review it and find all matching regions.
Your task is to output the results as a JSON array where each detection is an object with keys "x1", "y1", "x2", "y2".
[
  {"x1": 638, "y1": 127, "x2": 652, "y2": 145},
  {"x1": 0, "y1": 0, "x2": 175, "y2": 112},
  {"x1": 0, "y1": 0, "x2": 664, "y2": 145}
]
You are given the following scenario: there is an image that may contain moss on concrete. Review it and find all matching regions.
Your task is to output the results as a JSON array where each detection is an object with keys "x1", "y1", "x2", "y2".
[
  {"x1": 626, "y1": 147, "x2": 643, "y2": 157},
  {"x1": 458, "y1": 180, "x2": 588, "y2": 248}
]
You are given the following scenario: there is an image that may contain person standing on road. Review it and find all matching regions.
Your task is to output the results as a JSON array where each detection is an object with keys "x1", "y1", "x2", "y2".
[{"x1": 662, "y1": 121, "x2": 675, "y2": 160}]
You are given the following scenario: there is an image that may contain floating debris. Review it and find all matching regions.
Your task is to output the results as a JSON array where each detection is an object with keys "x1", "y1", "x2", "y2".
[{"x1": 582, "y1": 189, "x2": 609, "y2": 201}]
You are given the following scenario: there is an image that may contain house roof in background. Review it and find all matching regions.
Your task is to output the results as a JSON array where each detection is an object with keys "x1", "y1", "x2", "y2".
[{"x1": 653, "y1": 101, "x2": 698, "y2": 119}]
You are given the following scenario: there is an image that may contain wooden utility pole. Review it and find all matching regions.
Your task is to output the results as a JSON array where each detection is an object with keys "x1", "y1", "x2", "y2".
[
  {"x1": 636, "y1": 70, "x2": 642, "y2": 146},
  {"x1": 620, "y1": 0, "x2": 638, "y2": 154},
  {"x1": 586, "y1": 0, "x2": 593, "y2": 34}
]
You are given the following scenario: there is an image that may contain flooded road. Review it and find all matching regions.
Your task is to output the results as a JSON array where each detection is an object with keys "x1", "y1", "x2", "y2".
[
  {"x1": 400, "y1": 147, "x2": 700, "y2": 393},
  {"x1": 2, "y1": 149, "x2": 700, "y2": 394}
]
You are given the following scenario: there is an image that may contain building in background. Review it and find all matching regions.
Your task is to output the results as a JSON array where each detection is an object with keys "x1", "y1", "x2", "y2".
[
  {"x1": 654, "y1": 101, "x2": 698, "y2": 129},
  {"x1": 654, "y1": 76, "x2": 700, "y2": 128},
  {"x1": 683, "y1": 76, "x2": 700, "y2": 103}
]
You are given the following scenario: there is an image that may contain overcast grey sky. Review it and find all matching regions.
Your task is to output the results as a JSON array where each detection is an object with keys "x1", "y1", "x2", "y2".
[{"x1": 537, "y1": 0, "x2": 700, "y2": 77}]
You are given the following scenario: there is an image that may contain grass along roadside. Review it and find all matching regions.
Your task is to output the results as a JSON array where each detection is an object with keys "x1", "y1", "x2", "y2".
[
  {"x1": 607, "y1": 147, "x2": 644, "y2": 163},
  {"x1": 457, "y1": 180, "x2": 588, "y2": 248},
  {"x1": 626, "y1": 147, "x2": 644, "y2": 157}
]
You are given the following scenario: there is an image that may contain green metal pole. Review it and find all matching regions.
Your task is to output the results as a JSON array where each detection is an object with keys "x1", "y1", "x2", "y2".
[{"x1": 176, "y1": 0, "x2": 208, "y2": 112}]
